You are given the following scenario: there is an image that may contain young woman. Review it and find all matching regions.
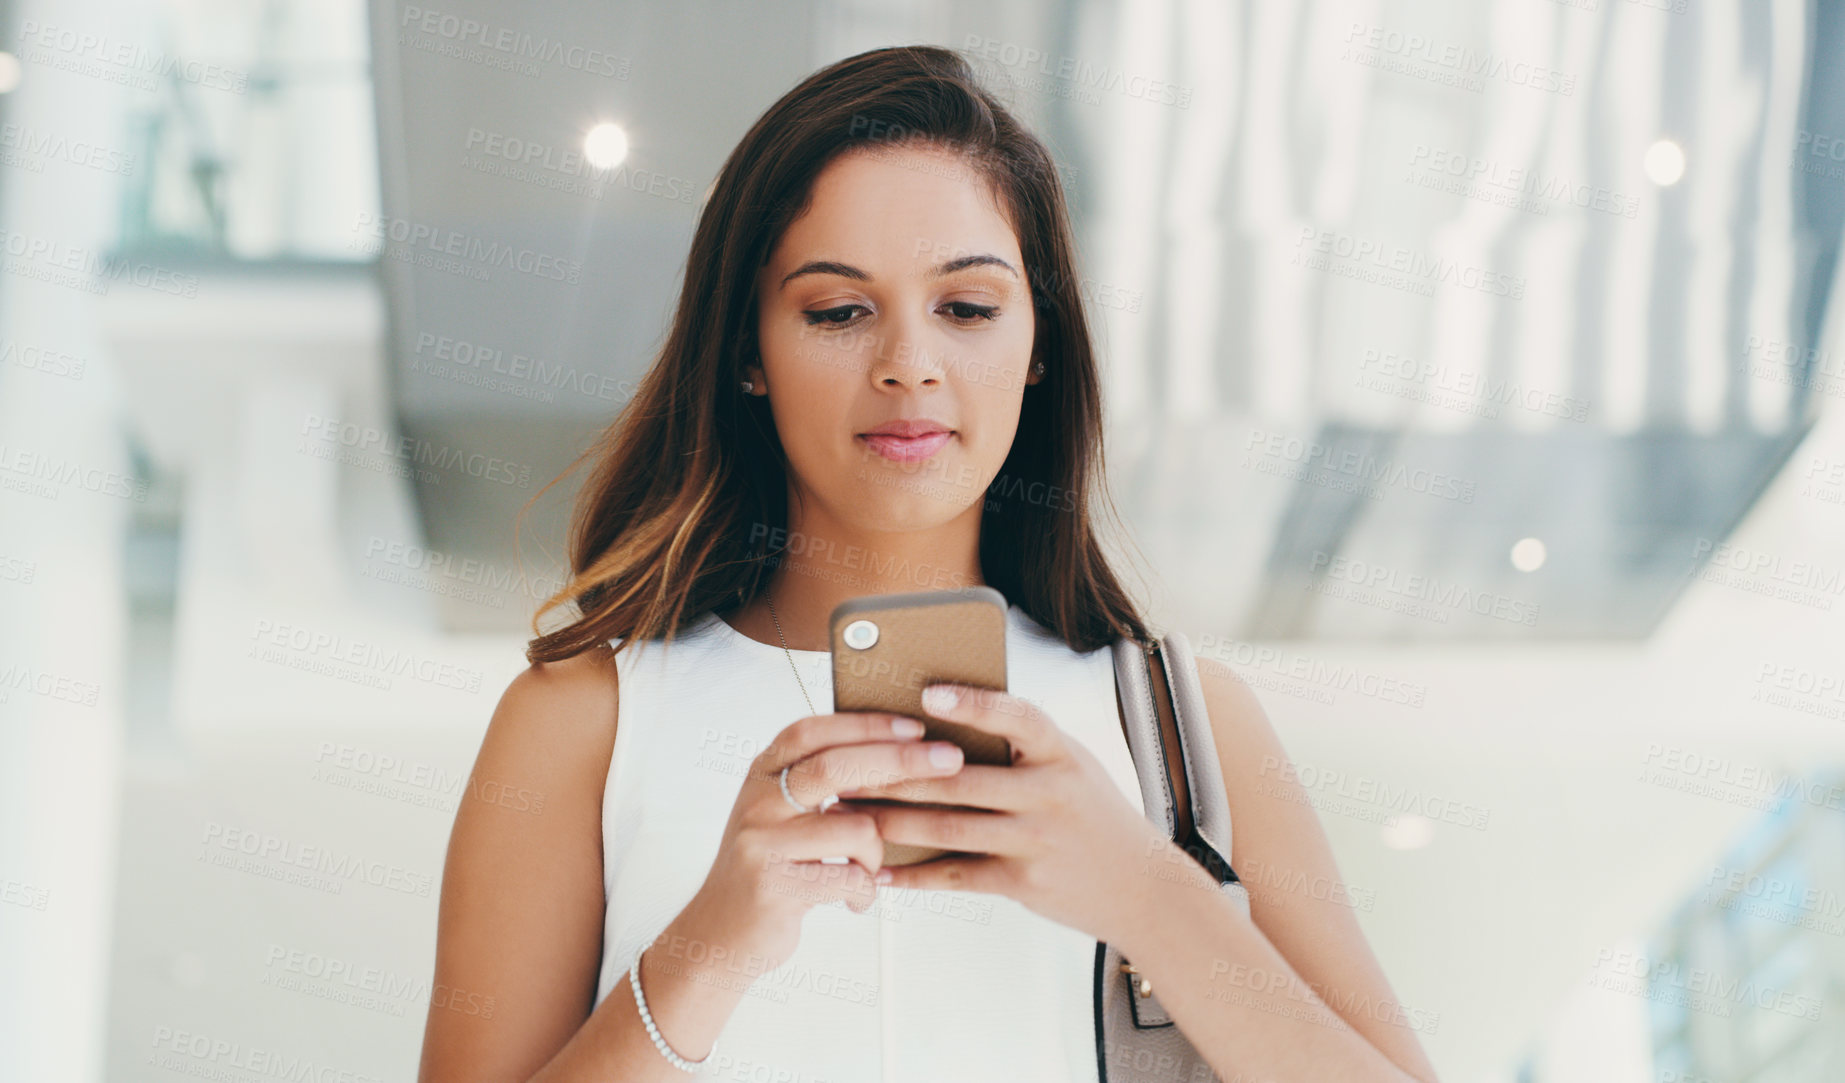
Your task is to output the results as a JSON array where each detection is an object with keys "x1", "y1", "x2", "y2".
[{"x1": 419, "y1": 44, "x2": 1439, "y2": 1083}]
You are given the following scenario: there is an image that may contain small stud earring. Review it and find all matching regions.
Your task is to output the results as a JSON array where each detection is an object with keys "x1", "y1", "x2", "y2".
[
  {"x1": 740, "y1": 379, "x2": 754, "y2": 393},
  {"x1": 1032, "y1": 361, "x2": 1045, "y2": 378}
]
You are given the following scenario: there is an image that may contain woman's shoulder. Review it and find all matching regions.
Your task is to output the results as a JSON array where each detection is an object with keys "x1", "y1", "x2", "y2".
[
  {"x1": 480, "y1": 648, "x2": 622, "y2": 789},
  {"x1": 502, "y1": 647, "x2": 620, "y2": 719}
]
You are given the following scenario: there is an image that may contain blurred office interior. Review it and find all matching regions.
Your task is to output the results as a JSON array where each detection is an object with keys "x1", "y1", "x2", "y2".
[{"x1": 2, "y1": 0, "x2": 1844, "y2": 1079}]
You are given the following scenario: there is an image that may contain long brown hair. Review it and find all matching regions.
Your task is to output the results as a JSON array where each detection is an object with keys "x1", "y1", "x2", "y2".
[{"x1": 524, "y1": 43, "x2": 1152, "y2": 663}]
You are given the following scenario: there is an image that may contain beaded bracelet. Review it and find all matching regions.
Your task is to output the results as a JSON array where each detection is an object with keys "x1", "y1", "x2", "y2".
[{"x1": 630, "y1": 945, "x2": 709, "y2": 1074}]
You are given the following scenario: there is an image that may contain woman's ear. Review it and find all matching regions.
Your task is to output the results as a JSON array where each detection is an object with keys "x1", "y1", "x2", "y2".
[
  {"x1": 1023, "y1": 348, "x2": 1044, "y2": 386},
  {"x1": 742, "y1": 355, "x2": 769, "y2": 395}
]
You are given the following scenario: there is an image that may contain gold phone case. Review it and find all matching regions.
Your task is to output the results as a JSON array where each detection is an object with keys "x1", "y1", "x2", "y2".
[{"x1": 829, "y1": 587, "x2": 1010, "y2": 866}]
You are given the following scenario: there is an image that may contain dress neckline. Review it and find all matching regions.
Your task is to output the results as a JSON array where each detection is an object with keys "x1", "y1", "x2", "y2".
[{"x1": 702, "y1": 609, "x2": 829, "y2": 659}]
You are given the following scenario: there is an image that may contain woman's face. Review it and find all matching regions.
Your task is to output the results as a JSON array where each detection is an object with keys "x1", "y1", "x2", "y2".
[{"x1": 749, "y1": 141, "x2": 1041, "y2": 536}]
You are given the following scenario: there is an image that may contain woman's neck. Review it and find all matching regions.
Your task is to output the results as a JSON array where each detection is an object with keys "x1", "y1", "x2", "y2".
[{"x1": 724, "y1": 508, "x2": 985, "y2": 652}]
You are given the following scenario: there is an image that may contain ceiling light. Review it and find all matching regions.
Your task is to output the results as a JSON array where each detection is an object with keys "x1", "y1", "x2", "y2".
[
  {"x1": 1644, "y1": 140, "x2": 1685, "y2": 186},
  {"x1": 583, "y1": 123, "x2": 629, "y2": 171},
  {"x1": 1510, "y1": 537, "x2": 1547, "y2": 572}
]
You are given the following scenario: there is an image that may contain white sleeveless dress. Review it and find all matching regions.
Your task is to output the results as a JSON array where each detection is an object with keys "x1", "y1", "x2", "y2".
[{"x1": 594, "y1": 602, "x2": 1147, "y2": 1082}]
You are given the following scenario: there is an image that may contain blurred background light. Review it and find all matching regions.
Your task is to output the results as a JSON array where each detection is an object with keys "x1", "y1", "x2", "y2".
[{"x1": 583, "y1": 121, "x2": 629, "y2": 171}]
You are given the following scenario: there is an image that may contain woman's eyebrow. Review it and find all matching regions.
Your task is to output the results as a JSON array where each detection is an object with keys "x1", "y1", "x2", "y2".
[{"x1": 779, "y1": 253, "x2": 1019, "y2": 290}]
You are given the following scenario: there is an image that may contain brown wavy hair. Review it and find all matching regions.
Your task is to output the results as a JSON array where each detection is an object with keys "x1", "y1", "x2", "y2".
[{"x1": 523, "y1": 43, "x2": 1152, "y2": 663}]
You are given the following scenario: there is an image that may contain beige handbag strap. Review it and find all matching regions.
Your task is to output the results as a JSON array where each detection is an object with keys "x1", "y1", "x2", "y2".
[
  {"x1": 1115, "y1": 636, "x2": 1238, "y2": 885},
  {"x1": 1115, "y1": 638, "x2": 1193, "y2": 846}
]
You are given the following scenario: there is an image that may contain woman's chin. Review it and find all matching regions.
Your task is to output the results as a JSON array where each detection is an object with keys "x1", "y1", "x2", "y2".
[{"x1": 837, "y1": 489, "x2": 986, "y2": 536}]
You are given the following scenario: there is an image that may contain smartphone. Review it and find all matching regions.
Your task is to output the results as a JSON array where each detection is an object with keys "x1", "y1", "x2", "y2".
[{"x1": 829, "y1": 586, "x2": 1011, "y2": 866}]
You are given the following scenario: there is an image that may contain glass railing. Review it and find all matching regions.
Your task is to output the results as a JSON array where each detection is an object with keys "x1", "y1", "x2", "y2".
[{"x1": 109, "y1": 0, "x2": 379, "y2": 263}]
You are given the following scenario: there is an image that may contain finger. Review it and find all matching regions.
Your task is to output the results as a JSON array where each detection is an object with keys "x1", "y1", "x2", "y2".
[
  {"x1": 839, "y1": 763, "x2": 1031, "y2": 810},
  {"x1": 755, "y1": 711, "x2": 926, "y2": 776},
  {"x1": 863, "y1": 803, "x2": 1025, "y2": 858},
  {"x1": 878, "y1": 854, "x2": 1006, "y2": 896},
  {"x1": 787, "y1": 738, "x2": 966, "y2": 808},
  {"x1": 758, "y1": 853, "x2": 885, "y2": 915},
  {"x1": 920, "y1": 684, "x2": 1058, "y2": 764},
  {"x1": 757, "y1": 811, "x2": 888, "y2": 915},
  {"x1": 757, "y1": 809, "x2": 885, "y2": 874}
]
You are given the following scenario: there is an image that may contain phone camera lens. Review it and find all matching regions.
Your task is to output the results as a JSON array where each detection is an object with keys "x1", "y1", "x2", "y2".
[{"x1": 842, "y1": 619, "x2": 879, "y2": 650}]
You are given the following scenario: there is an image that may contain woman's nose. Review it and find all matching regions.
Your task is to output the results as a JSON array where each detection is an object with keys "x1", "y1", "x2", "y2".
[{"x1": 867, "y1": 321, "x2": 949, "y2": 389}]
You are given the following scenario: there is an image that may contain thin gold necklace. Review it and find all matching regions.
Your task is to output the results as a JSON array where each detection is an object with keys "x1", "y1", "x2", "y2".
[{"x1": 766, "y1": 590, "x2": 817, "y2": 717}]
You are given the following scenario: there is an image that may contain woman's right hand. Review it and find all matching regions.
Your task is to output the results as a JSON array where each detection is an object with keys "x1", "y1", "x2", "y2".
[{"x1": 672, "y1": 710, "x2": 967, "y2": 973}]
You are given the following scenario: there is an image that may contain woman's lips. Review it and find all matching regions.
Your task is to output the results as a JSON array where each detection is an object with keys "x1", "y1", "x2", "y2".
[{"x1": 859, "y1": 431, "x2": 953, "y2": 462}]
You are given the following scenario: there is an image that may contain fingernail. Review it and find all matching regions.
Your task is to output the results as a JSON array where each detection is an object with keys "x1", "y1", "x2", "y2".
[
  {"x1": 891, "y1": 716, "x2": 925, "y2": 737},
  {"x1": 922, "y1": 685, "x2": 959, "y2": 714},
  {"x1": 876, "y1": 868, "x2": 893, "y2": 884},
  {"x1": 929, "y1": 742, "x2": 963, "y2": 768}
]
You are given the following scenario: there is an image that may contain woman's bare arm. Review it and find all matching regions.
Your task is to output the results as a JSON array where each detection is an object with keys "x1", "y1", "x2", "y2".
[
  {"x1": 418, "y1": 647, "x2": 867, "y2": 1083},
  {"x1": 417, "y1": 649, "x2": 623, "y2": 1081},
  {"x1": 1104, "y1": 656, "x2": 1441, "y2": 1082},
  {"x1": 1201, "y1": 655, "x2": 1439, "y2": 1079}
]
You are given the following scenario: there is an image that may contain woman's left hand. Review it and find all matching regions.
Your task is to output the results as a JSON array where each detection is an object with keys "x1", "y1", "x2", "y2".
[{"x1": 836, "y1": 682, "x2": 1180, "y2": 944}]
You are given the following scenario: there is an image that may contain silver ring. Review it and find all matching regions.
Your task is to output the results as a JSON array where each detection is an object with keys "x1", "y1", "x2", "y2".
[{"x1": 779, "y1": 763, "x2": 837, "y2": 813}]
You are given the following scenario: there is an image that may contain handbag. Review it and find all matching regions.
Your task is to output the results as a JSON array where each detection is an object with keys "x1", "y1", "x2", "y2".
[{"x1": 1094, "y1": 630, "x2": 1249, "y2": 1083}]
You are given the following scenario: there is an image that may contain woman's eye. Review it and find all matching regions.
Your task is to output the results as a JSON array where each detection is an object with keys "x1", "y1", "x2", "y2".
[
  {"x1": 802, "y1": 305, "x2": 866, "y2": 328},
  {"x1": 802, "y1": 301, "x2": 998, "y2": 329},
  {"x1": 942, "y1": 302, "x2": 1000, "y2": 323}
]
